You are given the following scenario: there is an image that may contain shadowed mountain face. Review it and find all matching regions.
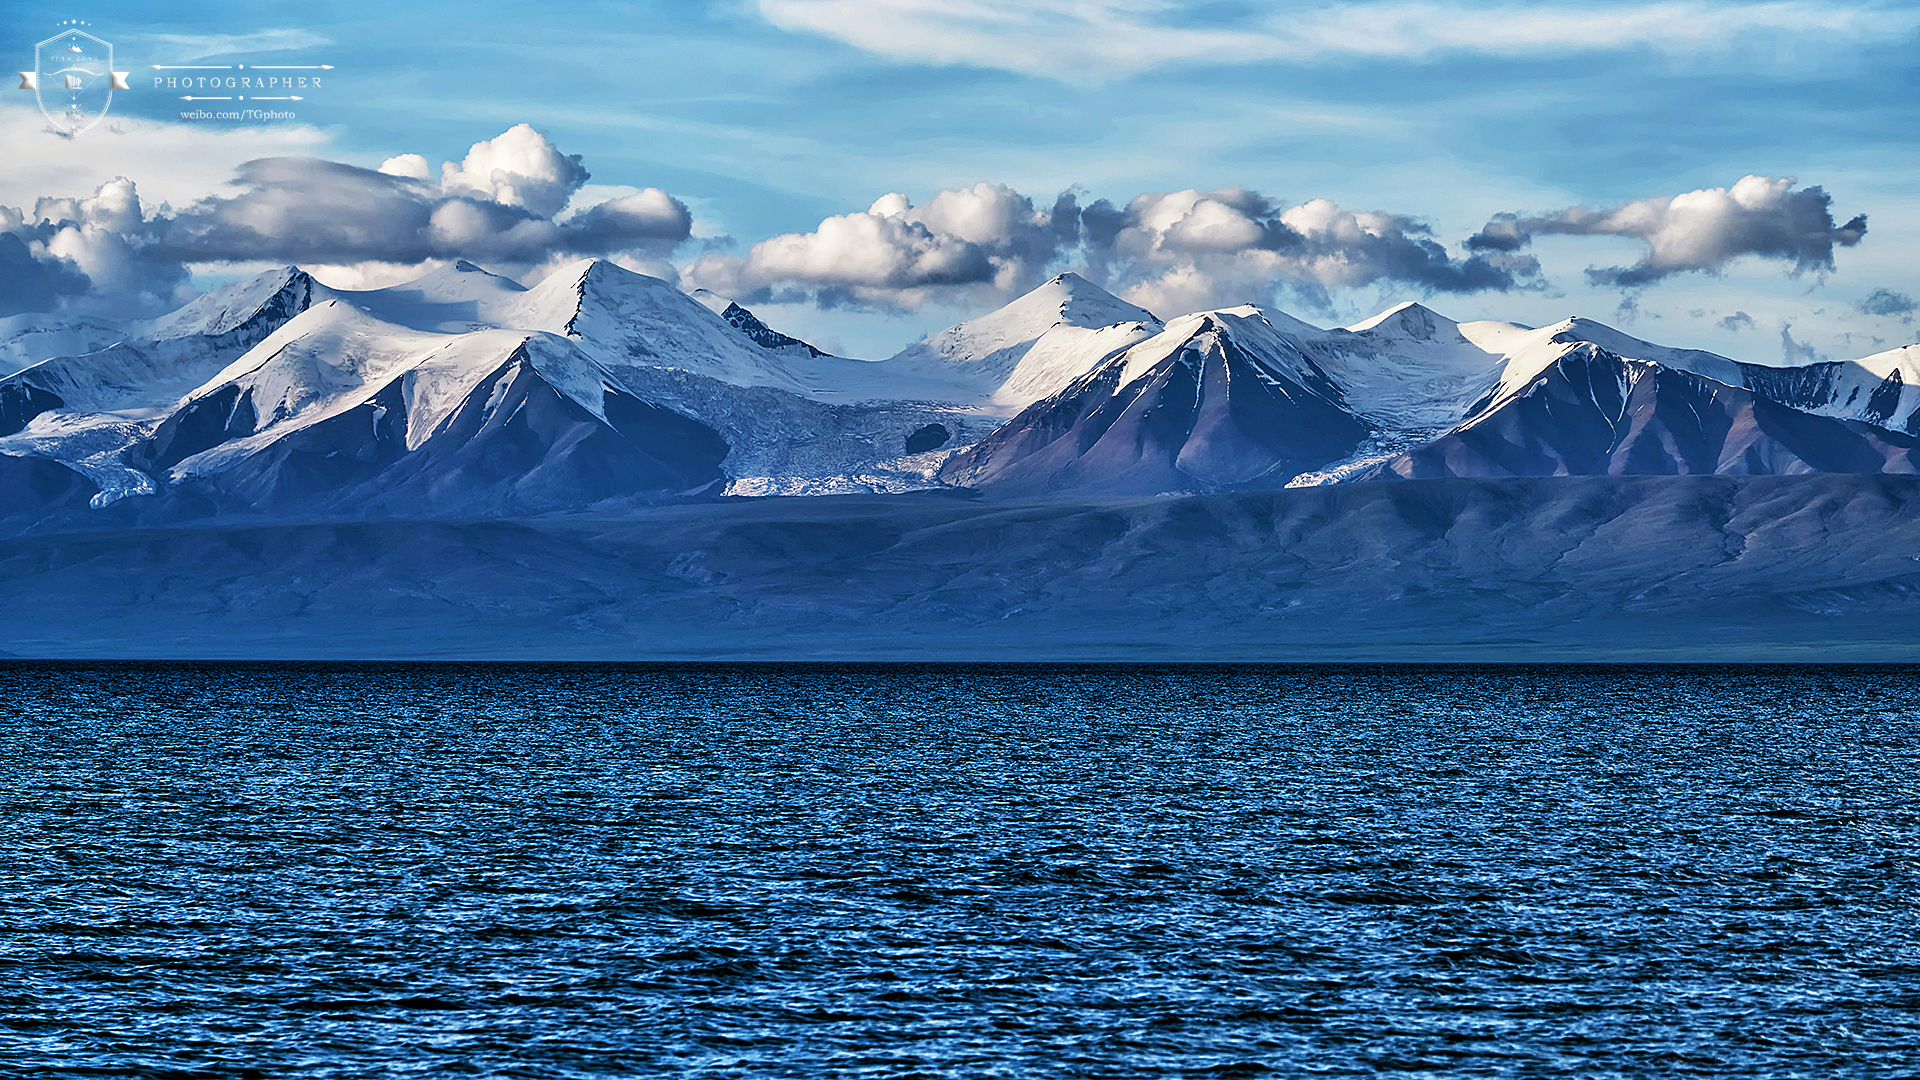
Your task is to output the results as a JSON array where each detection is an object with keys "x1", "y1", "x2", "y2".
[
  {"x1": 0, "y1": 453, "x2": 102, "y2": 529},
  {"x1": 1366, "y1": 345, "x2": 1919, "y2": 480},
  {"x1": 145, "y1": 340, "x2": 730, "y2": 516},
  {"x1": 0, "y1": 268, "x2": 330, "y2": 438},
  {"x1": 0, "y1": 382, "x2": 64, "y2": 439},
  {"x1": 942, "y1": 314, "x2": 1369, "y2": 496},
  {"x1": 1738, "y1": 358, "x2": 1915, "y2": 435}
]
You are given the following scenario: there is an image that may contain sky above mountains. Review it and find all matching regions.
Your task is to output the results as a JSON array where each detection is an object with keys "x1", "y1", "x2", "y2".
[{"x1": 3, "y1": 0, "x2": 1917, "y2": 360}]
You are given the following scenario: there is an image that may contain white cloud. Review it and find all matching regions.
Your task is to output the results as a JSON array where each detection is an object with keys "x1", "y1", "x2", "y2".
[
  {"x1": 685, "y1": 182, "x2": 1066, "y2": 308},
  {"x1": 0, "y1": 100, "x2": 333, "y2": 213},
  {"x1": 139, "y1": 29, "x2": 334, "y2": 62},
  {"x1": 686, "y1": 180, "x2": 1532, "y2": 312},
  {"x1": 757, "y1": 0, "x2": 1912, "y2": 82},
  {"x1": 1472, "y1": 175, "x2": 1869, "y2": 286},
  {"x1": 0, "y1": 121, "x2": 692, "y2": 317},
  {"x1": 439, "y1": 124, "x2": 589, "y2": 218},
  {"x1": 377, "y1": 154, "x2": 432, "y2": 180},
  {"x1": 1101, "y1": 187, "x2": 1535, "y2": 313}
]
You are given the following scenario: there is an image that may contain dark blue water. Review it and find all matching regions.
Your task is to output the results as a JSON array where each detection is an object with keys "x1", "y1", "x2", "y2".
[{"x1": 3, "y1": 663, "x2": 1919, "y2": 1079}]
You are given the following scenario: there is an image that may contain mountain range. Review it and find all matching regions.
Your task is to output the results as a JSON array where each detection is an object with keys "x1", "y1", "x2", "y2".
[
  {"x1": 6, "y1": 260, "x2": 1918, "y2": 519},
  {"x1": 4, "y1": 261, "x2": 1919, "y2": 658}
]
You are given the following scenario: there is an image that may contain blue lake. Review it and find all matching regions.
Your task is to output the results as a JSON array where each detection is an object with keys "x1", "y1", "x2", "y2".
[{"x1": 3, "y1": 662, "x2": 1917, "y2": 1078}]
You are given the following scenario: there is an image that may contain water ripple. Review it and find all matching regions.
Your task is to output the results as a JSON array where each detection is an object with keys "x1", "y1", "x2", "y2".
[{"x1": 1, "y1": 662, "x2": 1917, "y2": 1077}]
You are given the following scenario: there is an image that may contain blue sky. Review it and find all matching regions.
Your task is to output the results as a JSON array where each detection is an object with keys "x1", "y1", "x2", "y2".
[{"x1": 5, "y1": 0, "x2": 1918, "y2": 359}]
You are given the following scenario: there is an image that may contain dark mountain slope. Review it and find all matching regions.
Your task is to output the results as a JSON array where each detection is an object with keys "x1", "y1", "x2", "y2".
[
  {"x1": 1368, "y1": 345, "x2": 1919, "y2": 480},
  {"x1": 4, "y1": 475, "x2": 1918, "y2": 660},
  {"x1": 941, "y1": 312, "x2": 1368, "y2": 496}
]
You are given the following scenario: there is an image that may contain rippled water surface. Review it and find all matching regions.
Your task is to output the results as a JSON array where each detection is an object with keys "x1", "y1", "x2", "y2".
[{"x1": 4, "y1": 662, "x2": 1920, "y2": 1078}]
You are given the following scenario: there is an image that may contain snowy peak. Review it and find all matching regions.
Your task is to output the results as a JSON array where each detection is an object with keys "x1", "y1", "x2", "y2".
[
  {"x1": 382, "y1": 259, "x2": 525, "y2": 302},
  {"x1": 1362, "y1": 338, "x2": 1920, "y2": 483},
  {"x1": 1457, "y1": 316, "x2": 1750, "y2": 420},
  {"x1": 506, "y1": 259, "x2": 808, "y2": 391},
  {"x1": 1115, "y1": 305, "x2": 1329, "y2": 389},
  {"x1": 146, "y1": 319, "x2": 728, "y2": 515},
  {"x1": 144, "y1": 266, "x2": 332, "y2": 345},
  {"x1": 512, "y1": 258, "x2": 691, "y2": 335},
  {"x1": 182, "y1": 298, "x2": 447, "y2": 409},
  {"x1": 0, "y1": 268, "x2": 340, "y2": 422},
  {"x1": 1343, "y1": 302, "x2": 1464, "y2": 344},
  {"x1": 351, "y1": 261, "x2": 529, "y2": 333},
  {"x1": 977, "y1": 272, "x2": 1159, "y2": 339},
  {"x1": 941, "y1": 301, "x2": 1366, "y2": 496},
  {"x1": 889, "y1": 272, "x2": 1161, "y2": 393},
  {"x1": 1035, "y1": 272, "x2": 1160, "y2": 330}
]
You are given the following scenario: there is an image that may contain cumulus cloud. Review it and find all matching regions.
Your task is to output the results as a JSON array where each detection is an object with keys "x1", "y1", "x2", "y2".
[
  {"x1": 1470, "y1": 176, "x2": 1867, "y2": 287},
  {"x1": 690, "y1": 181, "x2": 1536, "y2": 312},
  {"x1": 437, "y1": 123, "x2": 589, "y2": 219},
  {"x1": 0, "y1": 178, "x2": 190, "y2": 316},
  {"x1": 147, "y1": 125, "x2": 683, "y2": 266},
  {"x1": 0, "y1": 124, "x2": 691, "y2": 317},
  {"x1": 1719, "y1": 310, "x2": 1756, "y2": 332},
  {"x1": 6, "y1": 112, "x2": 1882, "y2": 332},
  {"x1": 758, "y1": 0, "x2": 1914, "y2": 82},
  {"x1": 0, "y1": 232, "x2": 92, "y2": 318},
  {"x1": 687, "y1": 174, "x2": 1874, "y2": 315},
  {"x1": 1083, "y1": 187, "x2": 1535, "y2": 313},
  {"x1": 684, "y1": 183, "x2": 1071, "y2": 308}
]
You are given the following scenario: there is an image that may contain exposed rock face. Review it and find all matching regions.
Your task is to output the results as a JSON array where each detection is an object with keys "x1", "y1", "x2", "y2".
[
  {"x1": 719, "y1": 301, "x2": 825, "y2": 358},
  {"x1": 904, "y1": 424, "x2": 950, "y2": 454}
]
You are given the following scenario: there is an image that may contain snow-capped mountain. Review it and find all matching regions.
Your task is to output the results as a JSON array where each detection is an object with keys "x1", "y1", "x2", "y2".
[
  {"x1": 4, "y1": 255, "x2": 1920, "y2": 522},
  {"x1": 146, "y1": 302, "x2": 727, "y2": 515},
  {"x1": 1357, "y1": 344, "x2": 1919, "y2": 481},
  {"x1": 689, "y1": 289, "x2": 827, "y2": 360},
  {"x1": 0, "y1": 267, "x2": 338, "y2": 503},
  {"x1": 500, "y1": 258, "x2": 815, "y2": 393},
  {"x1": 889, "y1": 273, "x2": 1163, "y2": 401},
  {"x1": 940, "y1": 296, "x2": 1920, "y2": 495},
  {"x1": 0, "y1": 314, "x2": 127, "y2": 380},
  {"x1": 940, "y1": 307, "x2": 1369, "y2": 496},
  {"x1": 0, "y1": 258, "x2": 1042, "y2": 510},
  {"x1": 4, "y1": 267, "x2": 333, "y2": 421},
  {"x1": 350, "y1": 259, "x2": 530, "y2": 333}
]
